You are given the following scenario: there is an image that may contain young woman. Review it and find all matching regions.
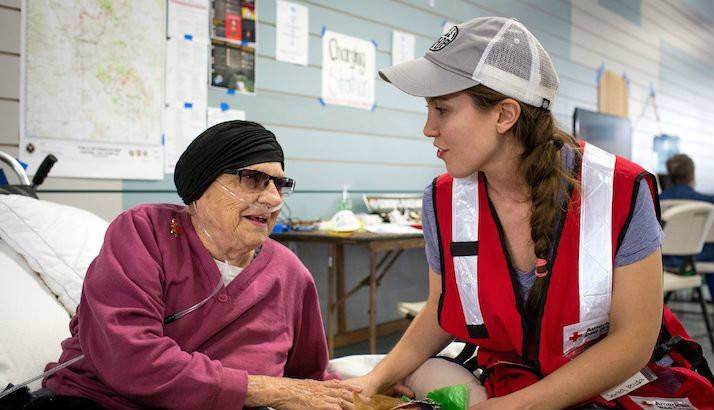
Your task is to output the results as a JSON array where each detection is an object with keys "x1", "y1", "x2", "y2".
[{"x1": 351, "y1": 17, "x2": 713, "y2": 409}]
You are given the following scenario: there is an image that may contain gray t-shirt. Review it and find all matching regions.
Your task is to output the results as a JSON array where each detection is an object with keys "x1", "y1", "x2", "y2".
[{"x1": 422, "y1": 154, "x2": 664, "y2": 302}]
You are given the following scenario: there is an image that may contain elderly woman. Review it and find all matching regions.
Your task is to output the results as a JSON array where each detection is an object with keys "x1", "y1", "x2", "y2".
[{"x1": 38, "y1": 121, "x2": 359, "y2": 409}]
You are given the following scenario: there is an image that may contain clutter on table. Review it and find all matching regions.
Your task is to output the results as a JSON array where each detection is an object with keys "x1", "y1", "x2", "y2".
[{"x1": 271, "y1": 189, "x2": 424, "y2": 236}]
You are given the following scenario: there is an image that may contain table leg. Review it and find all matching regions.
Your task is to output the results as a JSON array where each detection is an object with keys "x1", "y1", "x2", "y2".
[
  {"x1": 336, "y1": 245, "x2": 346, "y2": 334},
  {"x1": 327, "y1": 243, "x2": 337, "y2": 357},
  {"x1": 369, "y1": 250, "x2": 378, "y2": 354}
]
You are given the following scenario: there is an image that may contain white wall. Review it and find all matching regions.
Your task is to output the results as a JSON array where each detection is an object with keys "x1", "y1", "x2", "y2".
[{"x1": 571, "y1": 0, "x2": 714, "y2": 191}]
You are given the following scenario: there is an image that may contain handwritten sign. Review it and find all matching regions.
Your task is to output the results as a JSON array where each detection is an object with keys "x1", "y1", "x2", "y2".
[{"x1": 321, "y1": 30, "x2": 375, "y2": 110}]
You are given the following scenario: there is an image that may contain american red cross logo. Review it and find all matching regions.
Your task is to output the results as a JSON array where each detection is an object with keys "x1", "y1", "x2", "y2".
[{"x1": 569, "y1": 331, "x2": 582, "y2": 342}]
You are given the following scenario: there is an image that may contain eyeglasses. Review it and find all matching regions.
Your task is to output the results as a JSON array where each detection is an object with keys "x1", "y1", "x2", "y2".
[{"x1": 224, "y1": 168, "x2": 296, "y2": 197}]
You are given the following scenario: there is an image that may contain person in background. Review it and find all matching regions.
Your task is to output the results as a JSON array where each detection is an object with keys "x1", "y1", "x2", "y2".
[
  {"x1": 35, "y1": 121, "x2": 359, "y2": 410},
  {"x1": 661, "y1": 153, "x2": 714, "y2": 301}
]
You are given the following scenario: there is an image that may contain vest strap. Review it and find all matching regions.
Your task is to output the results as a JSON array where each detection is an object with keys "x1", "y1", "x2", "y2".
[
  {"x1": 578, "y1": 143, "x2": 616, "y2": 322},
  {"x1": 452, "y1": 174, "x2": 487, "y2": 333}
]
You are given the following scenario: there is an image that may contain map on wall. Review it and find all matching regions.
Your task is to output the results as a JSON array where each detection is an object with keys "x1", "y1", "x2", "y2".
[{"x1": 21, "y1": 0, "x2": 165, "y2": 180}]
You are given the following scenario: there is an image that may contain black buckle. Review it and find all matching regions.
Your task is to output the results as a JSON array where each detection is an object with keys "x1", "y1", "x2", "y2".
[{"x1": 451, "y1": 241, "x2": 479, "y2": 257}]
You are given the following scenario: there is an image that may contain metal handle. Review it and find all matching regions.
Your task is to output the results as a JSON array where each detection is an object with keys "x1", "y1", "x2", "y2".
[{"x1": 0, "y1": 151, "x2": 31, "y2": 185}]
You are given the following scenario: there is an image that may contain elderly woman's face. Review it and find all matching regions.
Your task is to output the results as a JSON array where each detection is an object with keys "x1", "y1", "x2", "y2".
[{"x1": 196, "y1": 162, "x2": 284, "y2": 255}]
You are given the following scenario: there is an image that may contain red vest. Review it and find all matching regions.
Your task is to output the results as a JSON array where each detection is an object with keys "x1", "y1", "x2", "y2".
[{"x1": 433, "y1": 142, "x2": 714, "y2": 407}]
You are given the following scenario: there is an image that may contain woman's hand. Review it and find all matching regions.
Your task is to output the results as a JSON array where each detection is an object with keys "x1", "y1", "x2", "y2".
[
  {"x1": 247, "y1": 376, "x2": 362, "y2": 409},
  {"x1": 345, "y1": 374, "x2": 415, "y2": 400}
]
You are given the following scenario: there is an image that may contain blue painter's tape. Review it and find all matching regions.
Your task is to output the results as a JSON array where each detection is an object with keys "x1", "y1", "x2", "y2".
[
  {"x1": 184, "y1": 33, "x2": 193, "y2": 41},
  {"x1": 370, "y1": 103, "x2": 377, "y2": 112},
  {"x1": 595, "y1": 63, "x2": 605, "y2": 85},
  {"x1": 227, "y1": 88, "x2": 236, "y2": 95},
  {"x1": 161, "y1": 133, "x2": 165, "y2": 145},
  {"x1": 0, "y1": 169, "x2": 7, "y2": 185},
  {"x1": 318, "y1": 97, "x2": 326, "y2": 106},
  {"x1": 18, "y1": 159, "x2": 28, "y2": 170},
  {"x1": 184, "y1": 102, "x2": 193, "y2": 109},
  {"x1": 320, "y1": 25, "x2": 327, "y2": 37},
  {"x1": 220, "y1": 102, "x2": 230, "y2": 111},
  {"x1": 371, "y1": 39, "x2": 378, "y2": 48}
]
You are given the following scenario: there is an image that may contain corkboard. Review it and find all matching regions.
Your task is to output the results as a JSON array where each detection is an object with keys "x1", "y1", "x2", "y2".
[{"x1": 598, "y1": 70, "x2": 629, "y2": 118}]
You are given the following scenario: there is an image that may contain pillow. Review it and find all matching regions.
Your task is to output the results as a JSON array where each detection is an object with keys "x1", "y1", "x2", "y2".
[
  {"x1": 328, "y1": 354, "x2": 386, "y2": 379},
  {"x1": 0, "y1": 240, "x2": 71, "y2": 390},
  {"x1": 0, "y1": 195, "x2": 109, "y2": 313},
  {"x1": 327, "y1": 343, "x2": 469, "y2": 379}
]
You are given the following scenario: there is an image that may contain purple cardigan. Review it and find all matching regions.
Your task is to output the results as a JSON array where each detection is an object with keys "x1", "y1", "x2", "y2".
[{"x1": 44, "y1": 204, "x2": 332, "y2": 409}]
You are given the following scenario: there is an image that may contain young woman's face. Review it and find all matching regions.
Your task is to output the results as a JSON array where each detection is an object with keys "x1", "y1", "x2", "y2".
[{"x1": 424, "y1": 92, "x2": 501, "y2": 178}]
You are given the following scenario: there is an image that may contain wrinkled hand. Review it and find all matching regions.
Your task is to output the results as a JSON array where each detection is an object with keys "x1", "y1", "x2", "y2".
[{"x1": 270, "y1": 377, "x2": 362, "y2": 410}]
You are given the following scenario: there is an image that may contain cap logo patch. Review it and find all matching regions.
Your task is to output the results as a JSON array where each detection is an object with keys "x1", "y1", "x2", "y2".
[{"x1": 429, "y1": 26, "x2": 459, "y2": 51}]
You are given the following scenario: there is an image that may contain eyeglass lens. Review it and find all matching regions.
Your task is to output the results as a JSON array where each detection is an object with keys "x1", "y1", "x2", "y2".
[{"x1": 237, "y1": 169, "x2": 294, "y2": 195}]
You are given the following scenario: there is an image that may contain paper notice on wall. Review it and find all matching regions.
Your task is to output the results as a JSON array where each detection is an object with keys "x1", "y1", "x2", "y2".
[
  {"x1": 207, "y1": 106, "x2": 246, "y2": 128},
  {"x1": 276, "y1": 0, "x2": 309, "y2": 66},
  {"x1": 165, "y1": 0, "x2": 209, "y2": 174},
  {"x1": 392, "y1": 30, "x2": 415, "y2": 66},
  {"x1": 166, "y1": 0, "x2": 209, "y2": 108},
  {"x1": 164, "y1": 104, "x2": 207, "y2": 174},
  {"x1": 321, "y1": 30, "x2": 376, "y2": 110},
  {"x1": 165, "y1": 36, "x2": 209, "y2": 107},
  {"x1": 168, "y1": 0, "x2": 209, "y2": 40}
]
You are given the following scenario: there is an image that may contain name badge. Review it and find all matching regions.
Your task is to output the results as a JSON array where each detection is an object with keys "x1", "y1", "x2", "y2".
[
  {"x1": 600, "y1": 368, "x2": 658, "y2": 401},
  {"x1": 627, "y1": 396, "x2": 696, "y2": 409}
]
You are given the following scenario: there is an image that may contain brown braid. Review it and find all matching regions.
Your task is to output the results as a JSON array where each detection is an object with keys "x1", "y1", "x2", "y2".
[{"x1": 463, "y1": 85, "x2": 579, "y2": 319}]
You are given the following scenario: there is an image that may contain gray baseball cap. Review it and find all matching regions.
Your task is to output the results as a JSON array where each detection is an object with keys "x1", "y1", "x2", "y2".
[{"x1": 379, "y1": 16, "x2": 559, "y2": 110}]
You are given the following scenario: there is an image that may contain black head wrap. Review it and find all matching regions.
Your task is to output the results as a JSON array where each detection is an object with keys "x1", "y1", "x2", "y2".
[{"x1": 174, "y1": 120, "x2": 284, "y2": 204}]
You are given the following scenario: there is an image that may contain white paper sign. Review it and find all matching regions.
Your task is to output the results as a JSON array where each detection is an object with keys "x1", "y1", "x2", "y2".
[
  {"x1": 164, "y1": 104, "x2": 207, "y2": 174},
  {"x1": 207, "y1": 106, "x2": 247, "y2": 128},
  {"x1": 165, "y1": 36, "x2": 209, "y2": 107},
  {"x1": 276, "y1": 0, "x2": 309, "y2": 66},
  {"x1": 321, "y1": 30, "x2": 376, "y2": 110},
  {"x1": 164, "y1": 0, "x2": 209, "y2": 174},
  {"x1": 168, "y1": 0, "x2": 209, "y2": 40},
  {"x1": 392, "y1": 30, "x2": 415, "y2": 66}
]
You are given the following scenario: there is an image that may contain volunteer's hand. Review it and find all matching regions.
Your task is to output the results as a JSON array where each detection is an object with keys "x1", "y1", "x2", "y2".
[
  {"x1": 346, "y1": 374, "x2": 415, "y2": 400},
  {"x1": 247, "y1": 376, "x2": 362, "y2": 409}
]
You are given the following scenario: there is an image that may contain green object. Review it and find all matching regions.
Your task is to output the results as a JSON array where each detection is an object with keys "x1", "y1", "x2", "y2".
[{"x1": 426, "y1": 385, "x2": 469, "y2": 410}]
